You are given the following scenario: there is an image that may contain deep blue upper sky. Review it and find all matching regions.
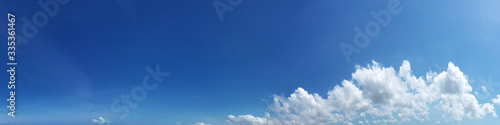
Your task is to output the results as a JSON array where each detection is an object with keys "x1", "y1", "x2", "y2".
[{"x1": 1, "y1": 0, "x2": 499, "y2": 125}]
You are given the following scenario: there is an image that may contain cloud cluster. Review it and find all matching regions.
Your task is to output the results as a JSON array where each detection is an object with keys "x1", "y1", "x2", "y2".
[{"x1": 227, "y1": 60, "x2": 497, "y2": 125}]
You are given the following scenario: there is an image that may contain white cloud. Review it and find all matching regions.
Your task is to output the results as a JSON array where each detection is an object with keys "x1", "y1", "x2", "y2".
[
  {"x1": 227, "y1": 113, "x2": 281, "y2": 125},
  {"x1": 328, "y1": 80, "x2": 369, "y2": 119},
  {"x1": 492, "y1": 95, "x2": 500, "y2": 106},
  {"x1": 92, "y1": 117, "x2": 109, "y2": 124},
  {"x1": 433, "y1": 63, "x2": 496, "y2": 120},
  {"x1": 227, "y1": 60, "x2": 496, "y2": 125},
  {"x1": 194, "y1": 122, "x2": 211, "y2": 125},
  {"x1": 433, "y1": 62, "x2": 472, "y2": 94}
]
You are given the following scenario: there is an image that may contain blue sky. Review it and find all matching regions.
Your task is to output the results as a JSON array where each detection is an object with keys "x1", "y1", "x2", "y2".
[{"x1": 1, "y1": 0, "x2": 500, "y2": 125}]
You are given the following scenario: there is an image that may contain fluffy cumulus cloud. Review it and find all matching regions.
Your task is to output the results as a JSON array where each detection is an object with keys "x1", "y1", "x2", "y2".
[
  {"x1": 493, "y1": 95, "x2": 500, "y2": 106},
  {"x1": 227, "y1": 60, "x2": 498, "y2": 125}
]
